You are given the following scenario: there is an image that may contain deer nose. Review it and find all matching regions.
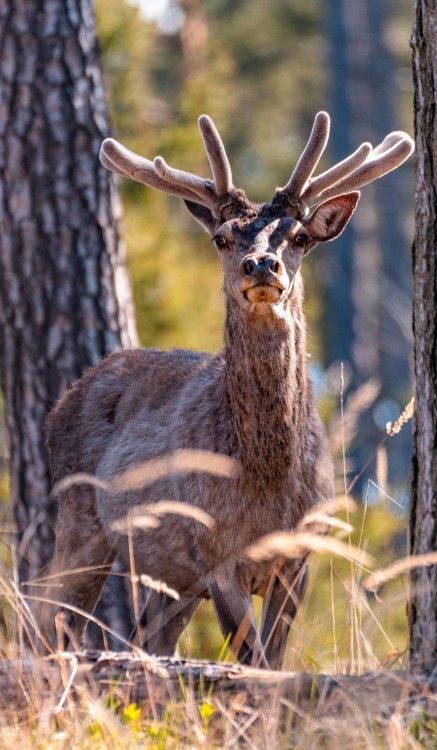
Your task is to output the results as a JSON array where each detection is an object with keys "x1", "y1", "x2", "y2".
[{"x1": 241, "y1": 254, "x2": 282, "y2": 278}]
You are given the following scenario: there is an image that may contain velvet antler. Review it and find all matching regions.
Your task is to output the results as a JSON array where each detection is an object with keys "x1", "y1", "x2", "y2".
[
  {"x1": 101, "y1": 111, "x2": 414, "y2": 224},
  {"x1": 100, "y1": 116, "x2": 238, "y2": 220},
  {"x1": 275, "y1": 111, "x2": 414, "y2": 217}
]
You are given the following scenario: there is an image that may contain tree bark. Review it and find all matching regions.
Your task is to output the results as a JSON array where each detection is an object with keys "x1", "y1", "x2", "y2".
[
  {"x1": 0, "y1": 0, "x2": 138, "y2": 644},
  {"x1": 409, "y1": 0, "x2": 437, "y2": 672}
]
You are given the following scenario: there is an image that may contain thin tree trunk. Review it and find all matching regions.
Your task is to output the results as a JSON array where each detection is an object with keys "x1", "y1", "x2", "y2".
[
  {"x1": 0, "y1": 0, "x2": 138, "y2": 645},
  {"x1": 409, "y1": 0, "x2": 437, "y2": 672},
  {"x1": 322, "y1": 0, "x2": 356, "y2": 376},
  {"x1": 324, "y1": 0, "x2": 412, "y2": 491},
  {"x1": 373, "y1": 1, "x2": 412, "y2": 397},
  {"x1": 324, "y1": 0, "x2": 382, "y2": 383}
]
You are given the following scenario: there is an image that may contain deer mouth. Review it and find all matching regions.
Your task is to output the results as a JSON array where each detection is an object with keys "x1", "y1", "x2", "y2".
[{"x1": 243, "y1": 284, "x2": 283, "y2": 305}]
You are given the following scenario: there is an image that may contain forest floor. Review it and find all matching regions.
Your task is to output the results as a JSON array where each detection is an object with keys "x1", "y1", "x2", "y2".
[{"x1": 1, "y1": 649, "x2": 437, "y2": 748}]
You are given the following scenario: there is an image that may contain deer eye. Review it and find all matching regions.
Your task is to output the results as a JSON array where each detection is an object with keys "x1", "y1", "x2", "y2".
[
  {"x1": 213, "y1": 235, "x2": 227, "y2": 250},
  {"x1": 294, "y1": 233, "x2": 308, "y2": 248}
]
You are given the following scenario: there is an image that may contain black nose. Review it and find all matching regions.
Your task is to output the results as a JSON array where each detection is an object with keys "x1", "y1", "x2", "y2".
[{"x1": 243, "y1": 256, "x2": 280, "y2": 276}]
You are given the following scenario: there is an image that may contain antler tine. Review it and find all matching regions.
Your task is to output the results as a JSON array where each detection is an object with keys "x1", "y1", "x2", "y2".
[
  {"x1": 153, "y1": 156, "x2": 217, "y2": 206},
  {"x1": 100, "y1": 147, "x2": 129, "y2": 177},
  {"x1": 283, "y1": 111, "x2": 331, "y2": 196},
  {"x1": 100, "y1": 139, "x2": 203, "y2": 204},
  {"x1": 152, "y1": 116, "x2": 235, "y2": 210},
  {"x1": 301, "y1": 141, "x2": 372, "y2": 207},
  {"x1": 100, "y1": 116, "x2": 237, "y2": 215},
  {"x1": 305, "y1": 132, "x2": 414, "y2": 207},
  {"x1": 371, "y1": 131, "x2": 409, "y2": 156},
  {"x1": 198, "y1": 115, "x2": 233, "y2": 196}
]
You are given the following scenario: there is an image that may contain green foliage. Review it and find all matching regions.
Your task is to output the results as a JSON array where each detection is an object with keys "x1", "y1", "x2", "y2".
[
  {"x1": 409, "y1": 714, "x2": 437, "y2": 748},
  {"x1": 97, "y1": 1, "x2": 154, "y2": 137}
]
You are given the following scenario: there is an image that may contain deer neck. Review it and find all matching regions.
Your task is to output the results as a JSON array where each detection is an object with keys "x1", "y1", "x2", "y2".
[{"x1": 222, "y1": 273, "x2": 308, "y2": 491}]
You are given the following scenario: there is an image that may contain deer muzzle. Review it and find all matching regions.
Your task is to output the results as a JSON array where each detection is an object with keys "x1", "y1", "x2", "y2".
[{"x1": 239, "y1": 254, "x2": 287, "y2": 304}]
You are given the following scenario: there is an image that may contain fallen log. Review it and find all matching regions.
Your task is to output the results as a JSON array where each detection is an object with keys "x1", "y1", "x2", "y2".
[{"x1": 1, "y1": 651, "x2": 436, "y2": 722}]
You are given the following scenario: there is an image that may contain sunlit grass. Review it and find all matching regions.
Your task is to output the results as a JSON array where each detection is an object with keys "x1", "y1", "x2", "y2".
[
  {"x1": 0, "y1": 490, "x2": 430, "y2": 748},
  {"x1": 0, "y1": 397, "x2": 420, "y2": 747}
]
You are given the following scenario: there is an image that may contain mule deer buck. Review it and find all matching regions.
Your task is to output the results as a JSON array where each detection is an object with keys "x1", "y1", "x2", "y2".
[{"x1": 45, "y1": 112, "x2": 413, "y2": 669}]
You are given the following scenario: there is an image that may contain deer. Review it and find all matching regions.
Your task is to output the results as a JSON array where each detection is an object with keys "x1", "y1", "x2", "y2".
[{"x1": 44, "y1": 112, "x2": 413, "y2": 669}]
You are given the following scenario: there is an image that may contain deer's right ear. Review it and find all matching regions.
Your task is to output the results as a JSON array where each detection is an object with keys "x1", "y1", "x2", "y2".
[
  {"x1": 304, "y1": 192, "x2": 360, "y2": 247},
  {"x1": 184, "y1": 199, "x2": 218, "y2": 235}
]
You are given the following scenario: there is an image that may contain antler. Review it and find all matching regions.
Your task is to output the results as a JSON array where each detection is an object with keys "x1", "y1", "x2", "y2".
[
  {"x1": 101, "y1": 111, "x2": 414, "y2": 223},
  {"x1": 275, "y1": 111, "x2": 414, "y2": 217},
  {"x1": 100, "y1": 116, "x2": 240, "y2": 219}
]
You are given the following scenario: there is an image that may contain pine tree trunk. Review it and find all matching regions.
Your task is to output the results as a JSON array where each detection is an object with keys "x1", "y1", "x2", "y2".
[
  {"x1": 409, "y1": 0, "x2": 437, "y2": 672},
  {"x1": 0, "y1": 0, "x2": 138, "y2": 645}
]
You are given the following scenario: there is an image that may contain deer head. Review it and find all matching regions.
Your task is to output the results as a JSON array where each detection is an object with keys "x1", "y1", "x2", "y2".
[{"x1": 100, "y1": 112, "x2": 413, "y2": 318}]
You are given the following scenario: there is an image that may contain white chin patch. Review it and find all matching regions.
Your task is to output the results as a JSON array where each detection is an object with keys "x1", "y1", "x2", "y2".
[{"x1": 244, "y1": 297, "x2": 287, "y2": 319}]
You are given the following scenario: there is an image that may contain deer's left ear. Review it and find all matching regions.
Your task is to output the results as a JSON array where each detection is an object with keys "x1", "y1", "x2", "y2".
[
  {"x1": 304, "y1": 192, "x2": 360, "y2": 246},
  {"x1": 184, "y1": 199, "x2": 218, "y2": 235}
]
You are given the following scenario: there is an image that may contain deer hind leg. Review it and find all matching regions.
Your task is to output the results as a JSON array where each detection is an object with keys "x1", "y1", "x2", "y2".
[
  {"x1": 44, "y1": 487, "x2": 116, "y2": 650},
  {"x1": 260, "y1": 559, "x2": 309, "y2": 671},
  {"x1": 210, "y1": 568, "x2": 268, "y2": 668},
  {"x1": 135, "y1": 589, "x2": 201, "y2": 656}
]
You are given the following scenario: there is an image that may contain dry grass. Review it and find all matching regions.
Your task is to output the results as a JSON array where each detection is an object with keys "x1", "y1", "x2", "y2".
[{"x1": 1, "y1": 405, "x2": 435, "y2": 748}]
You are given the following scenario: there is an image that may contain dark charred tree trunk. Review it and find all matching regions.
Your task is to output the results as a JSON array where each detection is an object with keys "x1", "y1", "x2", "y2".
[
  {"x1": 0, "y1": 0, "x2": 138, "y2": 645},
  {"x1": 409, "y1": 0, "x2": 437, "y2": 672}
]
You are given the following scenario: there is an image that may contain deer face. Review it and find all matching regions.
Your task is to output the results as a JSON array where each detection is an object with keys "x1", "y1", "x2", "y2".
[
  {"x1": 212, "y1": 216, "x2": 305, "y2": 316},
  {"x1": 211, "y1": 193, "x2": 360, "y2": 317}
]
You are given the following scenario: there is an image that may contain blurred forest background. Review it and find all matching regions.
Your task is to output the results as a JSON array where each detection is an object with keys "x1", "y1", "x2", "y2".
[{"x1": 0, "y1": 0, "x2": 416, "y2": 667}]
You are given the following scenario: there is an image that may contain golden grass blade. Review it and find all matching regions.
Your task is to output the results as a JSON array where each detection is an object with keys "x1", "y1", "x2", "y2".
[
  {"x1": 52, "y1": 473, "x2": 109, "y2": 495},
  {"x1": 295, "y1": 496, "x2": 357, "y2": 536},
  {"x1": 55, "y1": 654, "x2": 78, "y2": 713},
  {"x1": 110, "y1": 514, "x2": 161, "y2": 533},
  {"x1": 138, "y1": 500, "x2": 215, "y2": 528},
  {"x1": 22, "y1": 564, "x2": 114, "y2": 587},
  {"x1": 138, "y1": 574, "x2": 181, "y2": 601},
  {"x1": 386, "y1": 396, "x2": 414, "y2": 436},
  {"x1": 329, "y1": 377, "x2": 381, "y2": 455},
  {"x1": 111, "y1": 449, "x2": 241, "y2": 491},
  {"x1": 299, "y1": 495, "x2": 357, "y2": 523},
  {"x1": 0, "y1": 574, "x2": 53, "y2": 655},
  {"x1": 53, "y1": 449, "x2": 240, "y2": 497},
  {"x1": 111, "y1": 500, "x2": 215, "y2": 534},
  {"x1": 298, "y1": 512, "x2": 353, "y2": 535},
  {"x1": 246, "y1": 530, "x2": 374, "y2": 568},
  {"x1": 363, "y1": 551, "x2": 437, "y2": 592},
  {"x1": 0, "y1": 522, "x2": 20, "y2": 533}
]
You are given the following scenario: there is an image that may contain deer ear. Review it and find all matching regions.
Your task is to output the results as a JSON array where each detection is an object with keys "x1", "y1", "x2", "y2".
[
  {"x1": 304, "y1": 192, "x2": 360, "y2": 245},
  {"x1": 183, "y1": 199, "x2": 218, "y2": 235}
]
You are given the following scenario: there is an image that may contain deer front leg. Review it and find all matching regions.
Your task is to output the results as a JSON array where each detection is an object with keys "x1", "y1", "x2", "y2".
[
  {"x1": 135, "y1": 589, "x2": 201, "y2": 656},
  {"x1": 210, "y1": 568, "x2": 268, "y2": 668},
  {"x1": 260, "y1": 559, "x2": 309, "y2": 671}
]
